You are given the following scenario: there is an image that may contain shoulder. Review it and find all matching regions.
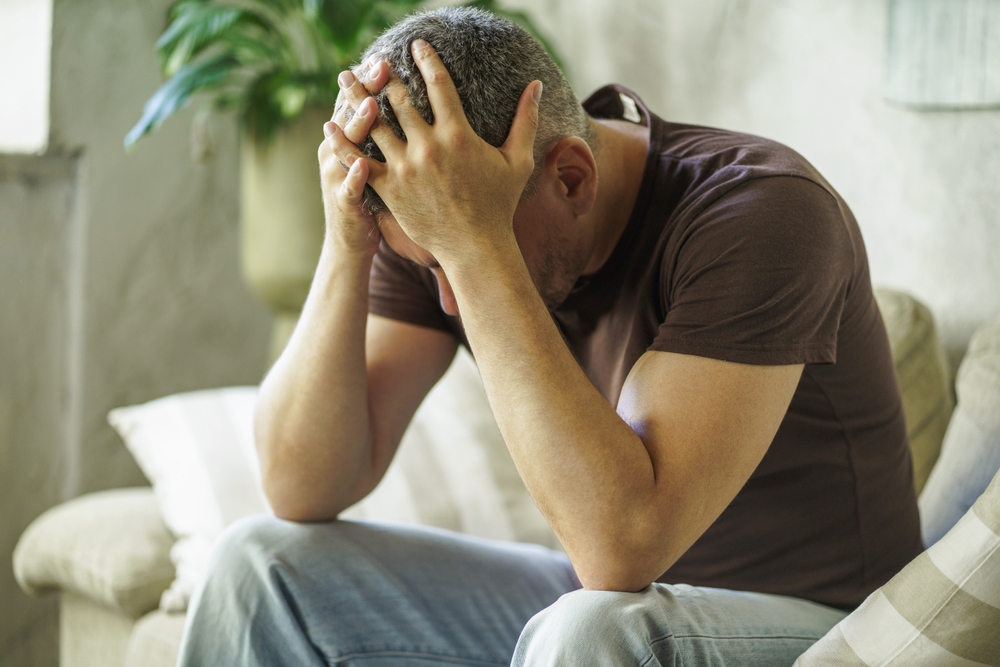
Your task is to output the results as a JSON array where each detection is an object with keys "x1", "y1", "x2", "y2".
[{"x1": 658, "y1": 122, "x2": 832, "y2": 194}]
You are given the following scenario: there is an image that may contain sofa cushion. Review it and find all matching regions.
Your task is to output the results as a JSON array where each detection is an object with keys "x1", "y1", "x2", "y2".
[
  {"x1": 13, "y1": 488, "x2": 174, "y2": 619},
  {"x1": 794, "y1": 465, "x2": 1000, "y2": 666},
  {"x1": 874, "y1": 288, "x2": 954, "y2": 494},
  {"x1": 919, "y1": 318, "x2": 1000, "y2": 546}
]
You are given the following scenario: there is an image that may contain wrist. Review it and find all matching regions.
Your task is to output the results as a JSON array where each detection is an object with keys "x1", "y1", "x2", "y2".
[
  {"x1": 323, "y1": 230, "x2": 380, "y2": 266},
  {"x1": 437, "y1": 227, "x2": 521, "y2": 276},
  {"x1": 440, "y1": 230, "x2": 536, "y2": 306}
]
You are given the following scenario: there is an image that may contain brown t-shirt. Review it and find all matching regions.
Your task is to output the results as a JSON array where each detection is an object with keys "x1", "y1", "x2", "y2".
[{"x1": 368, "y1": 84, "x2": 923, "y2": 609}]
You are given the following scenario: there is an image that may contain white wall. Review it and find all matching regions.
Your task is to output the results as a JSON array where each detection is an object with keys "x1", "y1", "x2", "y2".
[
  {"x1": 0, "y1": 0, "x2": 51, "y2": 153},
  {"x1": 514, "y1": 0, "x2": 1000, "y2": 364}
]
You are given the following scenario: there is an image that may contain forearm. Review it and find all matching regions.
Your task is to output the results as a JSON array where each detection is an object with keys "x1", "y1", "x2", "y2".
[
  {"x1": 443, "y1": 239, "x2": 664, "y2": 589},
  {"x1": 255, "y1": 239, "x2": 376, "y2": 521}
]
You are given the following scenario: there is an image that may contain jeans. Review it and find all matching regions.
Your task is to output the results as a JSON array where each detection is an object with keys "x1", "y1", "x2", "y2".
[{"x1": 176, "y1": 516, "x2": 846, "y2": 666}]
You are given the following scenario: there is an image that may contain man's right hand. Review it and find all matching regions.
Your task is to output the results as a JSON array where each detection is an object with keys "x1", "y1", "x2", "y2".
[{"x1": 318, "y1": 62, "x2": 389, "y2": 258}]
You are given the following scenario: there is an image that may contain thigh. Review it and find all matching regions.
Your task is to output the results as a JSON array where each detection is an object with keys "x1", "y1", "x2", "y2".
[
  {"x1": 179, "y1": 516, "x2": 579, "y2": 667},
  {"x1": 514, "y1": 583, "x2": 847, "y2": 667}
]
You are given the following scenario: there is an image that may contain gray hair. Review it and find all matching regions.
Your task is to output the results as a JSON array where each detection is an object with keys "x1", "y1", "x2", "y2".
[{"x1": 352, "y1": 6, "x2": 592, "y2": 215}]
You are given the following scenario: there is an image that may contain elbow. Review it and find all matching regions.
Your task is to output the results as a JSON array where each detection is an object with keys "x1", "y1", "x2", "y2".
[
  {"x1": 567, "y1": 531, "x2": 678, "y2": 593},
  {"x1": 569, "y1": 550, "x2": 666, "y2": 592},
  {"x1": 256, "y1": 437, "x2": 341, "y2": 524},
  {"x1": 262, "y1": 478, "x2": 341, "y2": 524},
  {"x1": 574, "y1": 562, "x2": 662, "y2": 593}
]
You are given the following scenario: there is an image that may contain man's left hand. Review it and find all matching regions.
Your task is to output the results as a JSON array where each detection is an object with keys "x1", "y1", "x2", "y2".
[{"x1": 351, "y1": 39, "x2": 543, "y2": 265}]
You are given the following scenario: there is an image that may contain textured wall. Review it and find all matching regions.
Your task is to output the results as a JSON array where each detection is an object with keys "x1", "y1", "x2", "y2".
[
  {"x1": 1, "y1": 0, "x2": 271, "y2": 663},
  {"x1": 512, "y1": 0, "x2": 1000, "y2": 366},
  {"x1": 0, "y1": 154, "x2": 74, "y2": 667},
  {"x1": 48, "y1": 0, "x2": 272, "y2": 498}
]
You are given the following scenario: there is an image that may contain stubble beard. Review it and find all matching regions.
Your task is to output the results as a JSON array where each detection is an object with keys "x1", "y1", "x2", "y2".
[{"x1": 533, "y1": 233, "x2": 589, "y2": 312}]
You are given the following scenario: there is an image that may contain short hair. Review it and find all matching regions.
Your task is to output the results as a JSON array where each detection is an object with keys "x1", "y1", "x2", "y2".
[{"x1": 351, "y1": 6, "x2": 592, "y2": 215}]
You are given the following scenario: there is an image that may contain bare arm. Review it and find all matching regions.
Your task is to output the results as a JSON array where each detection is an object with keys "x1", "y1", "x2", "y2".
[
  {"x1": 254, "y1": 64, "x2": 457, "y2": 522},
  {"x1": 448, "y1": 243, "x2": 802, "y2": 590}
]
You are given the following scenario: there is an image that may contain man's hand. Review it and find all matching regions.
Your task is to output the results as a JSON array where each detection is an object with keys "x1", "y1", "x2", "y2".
[
  {"x1": 318, "y1": 61, "x2": 390, "y2": 258},
  {"x1": 360, "y1": 39, "x2": 543, "y2": 265}
]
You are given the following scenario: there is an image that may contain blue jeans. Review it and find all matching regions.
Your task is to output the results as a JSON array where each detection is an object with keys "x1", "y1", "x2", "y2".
[{"x1": 176, "y1": 517, "x2": 846, "y2": 666}]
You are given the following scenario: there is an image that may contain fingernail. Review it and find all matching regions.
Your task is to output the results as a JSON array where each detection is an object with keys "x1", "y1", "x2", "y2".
[
  {"x1": 323, "y1": 121, "x2": 334, "y2": 138},
  {"x1": 357, "y1": 99, "x2": 369, "y2": 117},
  {"x1": 338, "y1": 70, "x2": 354, "y2": 89},
  {"x1": 532, "y1": 81, "x2": 543, "y2": 103},
  {"x1": 412, "y1": 39, "x2": 429, "y2": 54},
  {"x1": 367, "y1": 62, "x2": 381, "y2": 81},
  {"x1": 349, "y1": 158, "x2": 362, "y2": 175}
]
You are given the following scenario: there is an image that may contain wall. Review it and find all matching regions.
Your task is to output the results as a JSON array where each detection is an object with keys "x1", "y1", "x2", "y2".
[
  {"x1": 0, "y1": 154, "x2": 75, "y2": 667},
  {"x1": 513, "y1": 0, "x2": 1000, "y2": 366},
  {"x1": 0, "y1": 0, "x2": 272, "y2": 663},
  {"x1": 47, "y1": 0, "x2": 273, "y2": 497}
]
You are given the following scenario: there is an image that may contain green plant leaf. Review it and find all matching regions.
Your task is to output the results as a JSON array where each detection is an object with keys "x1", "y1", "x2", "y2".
[
  {"x1": 276, "y1": 84, "x2": 308, "y2": 116},
  {"x1": 125, "y1": 53, "x2": 239, "y2": 148},
  {"x1": 158, "y1": 1, "x2": 244, "y2": 76},
  {"x1": 319, "y1": 0, "x2": 371, "y2": 53}
]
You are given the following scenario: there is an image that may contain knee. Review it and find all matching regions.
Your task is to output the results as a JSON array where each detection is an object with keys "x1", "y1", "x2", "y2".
[
  {"x1": 527, "y1": 589, "x2": 641, "y2": 641},
  {"x1": 514, "y1": 588, "x2": 664, "y2": 665},
  {"x1": 199, "y1": 515, "x2": 350, "y2": 599},
  {"x1": 209, "y1": 515, "x2": 292, "y2": 574},
  {"x1": 192, "y1": 516, "x2": 289, "y2": 599}
]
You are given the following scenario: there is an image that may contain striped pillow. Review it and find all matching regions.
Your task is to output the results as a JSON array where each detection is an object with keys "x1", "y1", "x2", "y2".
[{"x1": 794, "y1": 467, "x2": 1000, "y2": 666}]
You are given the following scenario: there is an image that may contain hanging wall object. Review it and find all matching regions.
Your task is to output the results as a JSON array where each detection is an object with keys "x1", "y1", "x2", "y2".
[{"x1": 885, "y1": 0, "x2": 1000, "y2": 109}]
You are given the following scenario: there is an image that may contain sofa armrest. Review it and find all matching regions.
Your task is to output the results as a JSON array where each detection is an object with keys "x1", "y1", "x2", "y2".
[{"x1": 13, "y1": 487, "x2": 175, "y2": 619}]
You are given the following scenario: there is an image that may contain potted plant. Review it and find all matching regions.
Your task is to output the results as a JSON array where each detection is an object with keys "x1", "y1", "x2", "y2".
[{"x1": 125, "y1": 0, "x2": 558, "y2": 360}]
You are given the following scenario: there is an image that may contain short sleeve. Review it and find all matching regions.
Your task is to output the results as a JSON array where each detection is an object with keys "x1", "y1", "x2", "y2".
[
  {"x1": 650, "y1": 176, "x2": 854, "y2": 365},
  {"x1": 369, "y1": 241, "x2": 452, "y2": 333}
]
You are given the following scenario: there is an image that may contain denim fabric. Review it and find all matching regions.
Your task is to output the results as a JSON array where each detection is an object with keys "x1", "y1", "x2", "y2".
[
  {"x1": 176, "y1": 517, "x2": 844, "y2": 667},
  {"x1": 513, "y1": 585, "x2": 847, "y2": 666}
]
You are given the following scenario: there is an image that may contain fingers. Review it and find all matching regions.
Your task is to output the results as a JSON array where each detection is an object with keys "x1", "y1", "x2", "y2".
[
  {"x1": 502, "y1": 80, "x2": 542, "y2": 170},
  {"x1": 409, "y1": 39, "x2": 465, "y2": 126},
  {"x1": 319, "y1": 121, "x2": 385, "y2": 184},
  {"x1": 381, "y1": 79, "x2": 426, "y2": 136},
  {"x1": 331, "y1": 61, "x2": 388, "y2": 136},
  {"x1": 340, "y1": 96, "x2": 378, "y2": 146},
  {"x1": 362, "y1": 59, "x2": 389, "y2": 93},
  {"x1": 333, "y1": 64, "x2": 408, "y2": 161},
  {"x1": 339, "y1": 157, "x2": 368, "y2": 205}
]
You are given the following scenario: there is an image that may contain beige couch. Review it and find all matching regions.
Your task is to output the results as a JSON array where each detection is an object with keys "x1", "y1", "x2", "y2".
[{"x1": 11, "y1": 288, "x2": 973, "y2": 667}]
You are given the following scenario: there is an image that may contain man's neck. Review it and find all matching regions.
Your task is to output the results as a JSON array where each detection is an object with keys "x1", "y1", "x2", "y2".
[{"x1": 580, "y1": 118, "x2": 650, "y2": 276}]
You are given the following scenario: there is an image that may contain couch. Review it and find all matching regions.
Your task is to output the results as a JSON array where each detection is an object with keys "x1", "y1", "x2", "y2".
[{"x1": 13, "y1": 288, "x2": 998, "y2": 667}]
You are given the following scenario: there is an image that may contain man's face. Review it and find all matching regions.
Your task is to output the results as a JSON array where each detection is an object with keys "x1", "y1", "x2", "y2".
[{"x1": 377, "y1": 190, "x2": 588, "y2": 317}]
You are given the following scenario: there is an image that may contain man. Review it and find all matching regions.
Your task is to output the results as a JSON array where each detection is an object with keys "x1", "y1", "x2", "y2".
[{"x1": 178, "y1": 7, "x2": 922, "y2": 666}]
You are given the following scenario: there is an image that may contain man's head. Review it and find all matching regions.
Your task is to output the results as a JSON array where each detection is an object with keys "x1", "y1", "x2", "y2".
[{"x1": 354, "y1": 6, "x2": 593, "y2": 215}]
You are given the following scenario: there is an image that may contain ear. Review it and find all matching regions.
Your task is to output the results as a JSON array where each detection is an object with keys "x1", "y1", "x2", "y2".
[{"x1": 544, "y1": 137, "x2": 598, "y2": 216}]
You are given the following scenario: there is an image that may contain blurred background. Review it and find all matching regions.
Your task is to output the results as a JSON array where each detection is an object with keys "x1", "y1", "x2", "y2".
[{"x1": 2, "y1": 0, "x2": 998, "y2": 664}]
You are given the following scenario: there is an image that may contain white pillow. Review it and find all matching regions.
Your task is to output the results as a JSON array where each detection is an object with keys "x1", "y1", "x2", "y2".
[
  {"x1": 919, "y1": 319, "x2": 1000, "y2": 546},
  {"x1": 793, "y1": 466, "x2": 1000, "y2": 666},
  {"x1": 109, "y1": 348, "x2": 558, "y2": 612},
  {"x1": 108, "y1": 386, "x2": 267, "y2": 611}
]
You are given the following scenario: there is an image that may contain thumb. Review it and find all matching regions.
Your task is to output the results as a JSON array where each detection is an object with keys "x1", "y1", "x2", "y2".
[{"x1": 502, "y1": 80, "x2": 542, "y2": 165}]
